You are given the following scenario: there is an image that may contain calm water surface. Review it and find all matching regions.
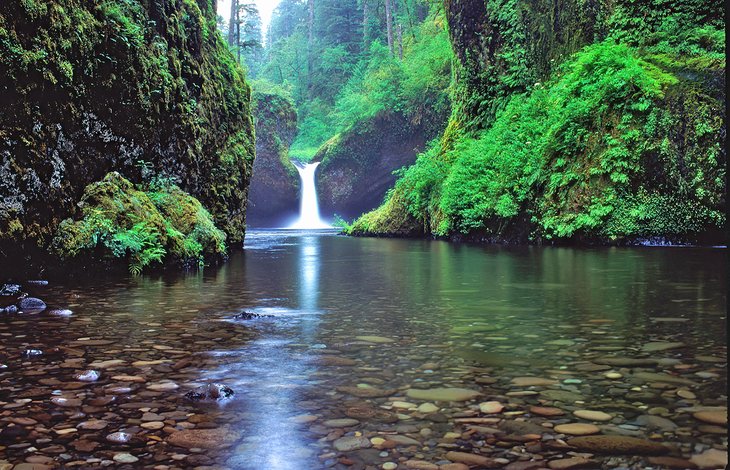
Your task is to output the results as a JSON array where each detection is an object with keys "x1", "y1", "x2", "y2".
[{"x1": 0, "y1": 230, "x2": 726, "y2": 469}]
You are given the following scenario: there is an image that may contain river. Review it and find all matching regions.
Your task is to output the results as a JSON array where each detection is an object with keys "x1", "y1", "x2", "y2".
[{"x1": 0, "y1": 230, "x2": 726, "y2": 469}]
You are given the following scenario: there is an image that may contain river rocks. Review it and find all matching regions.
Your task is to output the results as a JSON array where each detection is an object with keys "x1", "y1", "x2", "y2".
[
  {"x1": 184, "y1": 383, "x2": 235, "y2": 401},
  {"x1": 17, "y1": 297, "x2": 46, "y2": 312},
  {"x1": 647, "y1": 456, "x2": 698, "y2": 468},
  {"x1": 355, "y1": 335, "x2": 396, "y2": 343},
  {"x1": 74, "y1": 370, "x2": 101, "y2": 382},
  {"x1": 417, "y1": 403, "x2": 439, "y2": 413},
  {"x1": 233, "y1": 311, "x2": 273, "y2": 320},
  {"x1": 78, "y1": 419, "x2": 108, "y2": 430},
  {"x1": 167, "y1": 427, "x2": 241, "y2": 449},
  {"x1": 573, "y1": 410, "x2": 612, "y2": 421},
  {"x1": 445, "y1": 451, "x2": 499, "y2": 467},
  {"x1": 593, "y1": 357, "x2": 659, "y2": 367},
  {"x1": 547, "y1": 457, "x2": 597, "y2": 469},
  {"x1": 479, "y1": 401, "x2": 504, "y2": 413},
  {"x1": 323, "y1": 418, "x2": 360, "y2": 427},
  {"x1": 641, "y1": 341, "x2": 685, "y2": 352},
  {"x1": 333, "y1": 436, "x2": 372, "y2": 452},
  {"x1": 316, "y1": 356, "x2": 358, "y2": 366},
  {"x1": 554, "y1": 423, "x2": 601, "y2": 435},
  {"x1": 689, "y1": 449, "x2": 728, "y2": 469},
  {"x1": 0, "y1": 284, "x2": 21, "y2": 296},
  {"x1": 113, "y1": 453, "x2": 139, "y2": 464},
  {"x1": 567, "y1": 436, "x2": 670, "y2": 455},
  {"x1": 530, "y1": 406, "x2": 565, "y2": 416},
  {"x1": 632, "y1": 371, "x2": 697, "y2": 385},
  {"x1": 337, "y1": 386, "x2": 396, "y2": 398},
  {"x1": 692, "y1": 409, "x2": 727, "y2": 425},
  {"x1": 511, "y1": 377, "x2": 558, "y2": 386},
  {"x1": 406, "y1": 387, "x2": 481, "y2": 402},
  {"x1": 147, "y1": 381, "x2": 178, "y2": 391}
]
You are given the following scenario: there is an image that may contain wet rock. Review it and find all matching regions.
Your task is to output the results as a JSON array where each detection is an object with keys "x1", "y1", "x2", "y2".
[
  {"x1": 554, "y1": 423, "x2": 601, "y2": 435},
  {"x1": 17, "y1": 297, "x2": 46, "y2": 312},
  {"x1": 479, "y1": 401, "x2": 504, "y2": 414},
  {"x1": 337, "y1": 386, "x2": 395, "y2": 398},
  {"x1": 50, "y1": 397, "x2": 82, "y2": 407},
  {"x1": 233, "y1": 311, "x2": 273, "y2": 320},
  {"x1": 530, "y1": 406, "x2": 565, "y2": 417},
  {"x1": 333, "y1": 435, "x2": 372, "y2": 452},
  {"x1": 647, "y1": 456, "x2": 697, "y2": 469},
  {"x1": 316, "y1": 356, "x2": 358, "y2": 366},
  {"x1": 74, "y1": 370, "x2": 101, "y2": 382},
  {"x1": 354, "y1": 335, "x2": 395, "y2": 343},
  {"x1": 405, "y1": 387, "x2": 481, "y2": 402},
  {"x1": 323, "y1": 418, "x2": 360, "y2": 427},
  {"x1": 184, "y1": 383, "x2": 235, "y2": 401},
  {"x1": 689, "y1": 449, "x2": 727, "y2": 469},
  {"x1": 567, "y1": 436, "x2": 669, "y2": 455},
  {"x1": 573, "y1": 410, "x2": 612, "y2": 421},
  {"x1": 167, "y1": 427, "x2": 241, "y2": 449},
  {"x1": 0, "y1": 284, "x2": 21, "y2": 296},
  {"x1": 593, "y1": 357, "x2": 659, "y2": 367},
  {"x1": 113, "y1": 453, "x2": 139, "y2": 464},
  {"x1": 547, "y1": 457, "x2": 597, "y2": 469},
  {"x1": 0, "y1": 425, "x2": 29, "y2": 443},
  {"x1": 106, "y1": 432, "x2": 144, "y2": 446},
  {"x1": 641, "y1": 341, "x2": 684, "y2": 352},
  {"x1": 511, "y1": 377, "x2": 558, "y2": 386},
  {"x1": 500, "y1": 420, "x2": 547, "y2": 436},
  {"x1": 692, "y1": 408, "x2": 727, "y2": 425},
  {"x1": 445, "y1": 451, "x2": 500, "y2": 467},
  {"x1": 634, "y1": 415, "x2": 677, "y2": 431},
  {"x1": 22, "y1": 349, "x2": 43, "y2": 358},
  {"x1": 1, "y1": 305, "x2": 18, "y2": 314}
]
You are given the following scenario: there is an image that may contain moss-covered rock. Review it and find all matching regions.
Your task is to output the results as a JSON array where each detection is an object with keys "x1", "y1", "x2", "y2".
[
  {"x1": 316, "y1": 110, "x2": 446, "y2": 222},
  {"x1": 246, "y1": 82, "x2": 299, "y2": 226},
  {"x1": 52, "y1": 172, "x2": 226, "y2": 273},
  {"x1": 0, "y1": 0, "x2": 255, "y2": 269}
]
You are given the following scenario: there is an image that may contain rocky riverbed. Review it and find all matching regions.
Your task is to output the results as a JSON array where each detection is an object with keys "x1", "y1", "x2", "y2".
[{"x1": 0, "y1": 233, "x2": 727, "y2": 469}]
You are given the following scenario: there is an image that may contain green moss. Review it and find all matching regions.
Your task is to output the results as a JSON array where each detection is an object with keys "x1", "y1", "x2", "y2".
[
  {"x1": 0, "y1": 0, "x2": 255, "y2": 253},
  {"x1": 52, "y1": 172, "x2": 227, "y2": 274}
]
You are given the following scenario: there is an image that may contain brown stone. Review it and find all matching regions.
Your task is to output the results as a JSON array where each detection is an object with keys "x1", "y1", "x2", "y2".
[
  {"x1": 445, "y1": 451, "x2": 501, "y2": 468},
  {"x1": 166, "y1": 427, "x2": 240, "y2": 449},
  {"x1": 568, "y1": 436, "x2": 669, "y2": 455},
  {"x1": 647, "y1": 457, "x2": 697, "y2": 469}
]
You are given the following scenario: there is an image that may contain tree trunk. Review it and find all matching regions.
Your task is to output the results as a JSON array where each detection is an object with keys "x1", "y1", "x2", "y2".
[
  {"x1": 307, "y1": 0, "x2": 315, "y2": 94},
  {"x1": 385, "y1": 0, "x2": 394, "y2": 55},
  {"x1": 362, "y1": 0, "x2": 368, "y2": 46},
  {"x1": 228, "y1": 0, "x2": 237, "y2": 46},
  {"x1": 308, "y1": 0, "x2": 315, "y2": 45},
  {"x1": 397, "y1": 23, "x2": 403, "y2": 59}
]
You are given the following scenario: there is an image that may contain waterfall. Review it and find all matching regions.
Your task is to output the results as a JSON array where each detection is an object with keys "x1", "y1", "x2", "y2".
[{"x1": 288, "y1": 162, "x2": 331, "y2": 229}]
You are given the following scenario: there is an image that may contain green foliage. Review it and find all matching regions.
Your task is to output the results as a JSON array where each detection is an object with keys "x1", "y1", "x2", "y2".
[
  {"x1": 52, "y1": 173, "x2": 227, "y2": 274},
  {"x1": 355, "y1": 28, "x2": 725, "y2": 242}
]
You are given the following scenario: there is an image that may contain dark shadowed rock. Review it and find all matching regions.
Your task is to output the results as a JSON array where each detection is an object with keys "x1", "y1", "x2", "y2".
[
  {"x1": 233, "y1": 311, "x2": 273, "y2": 320},
  {"x1": 185, "y1": 383, "x2": 235, "y2": 401},
  {"x1": 18, "y1": 297, "x2": 46, "y2": 312},
  {"x1": 0, "y1": 284, "x2": 21, "y2": 296}
]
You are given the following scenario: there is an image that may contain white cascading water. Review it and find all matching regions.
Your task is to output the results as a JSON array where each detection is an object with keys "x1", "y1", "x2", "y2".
[{"x1": 288, "y1": 162, "x2": 331, "y2": 229}]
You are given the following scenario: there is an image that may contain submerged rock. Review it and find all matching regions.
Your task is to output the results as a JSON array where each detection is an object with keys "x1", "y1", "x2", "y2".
[
  {"x1": 233, "y1": 311, "x2": 273, "y2": 320},
  {"x1": 17, "y1": 297, "x2": 46, "y2": 312},
  {"x1": 167, "y1": 427, "x2": 241, "y2": 449},
  {"x1": 185, "y1": 383, "x2": 235, "y2": 401},
  {"x1": 567, "y1": 436, "x2": 669, "y2": 455},
  {"x1": 0, "y1": 284, "x2": 21, "y2": 296}
]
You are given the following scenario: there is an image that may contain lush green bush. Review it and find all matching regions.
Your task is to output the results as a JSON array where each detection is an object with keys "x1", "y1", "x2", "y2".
[
  {"x1": 354, "y1": 27, "x2": 725, "y2": 242},
  {"x1": 52, "y1": 173, "x2": 226, "y2": 274}
]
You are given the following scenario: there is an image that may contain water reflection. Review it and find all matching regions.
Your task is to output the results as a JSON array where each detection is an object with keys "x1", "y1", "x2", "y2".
[{"x1": 218, "y1": 232, "x2": 324, "y2": 469}]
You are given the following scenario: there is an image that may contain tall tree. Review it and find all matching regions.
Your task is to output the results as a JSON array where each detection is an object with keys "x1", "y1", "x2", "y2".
[
  {"x1": 228, "y1": 0, "x2": 238, "y2": 46},
  {"x1": 385, "y1": 0, "x2": 394, "y2": 54}
]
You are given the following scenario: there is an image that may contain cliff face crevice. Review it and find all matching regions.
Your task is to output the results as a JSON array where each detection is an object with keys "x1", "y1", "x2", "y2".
[
  {"x1": 0, "y1": 0, "x2": 255, "y2": 265},
  {"x1": 246, "y1": 86, "x2": 299, "y2": 227},
  {"x1": 316, "y1": 111, "x2": 444, "y2": 221}
]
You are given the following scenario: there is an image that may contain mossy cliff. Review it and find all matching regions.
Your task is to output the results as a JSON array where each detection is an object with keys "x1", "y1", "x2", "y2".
[
  {"x1": 246, "y1": 83, "x2": 299, "y2": 227},
  {"x1": 0, "y1": 0, "x2": 255, "y2": 270},
  {"x1": 349, "y1": 0, "x2": 725, "y2": 244},
  {"x1": 316, "y1": 110, "x2": 446, "y2": 221}
]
